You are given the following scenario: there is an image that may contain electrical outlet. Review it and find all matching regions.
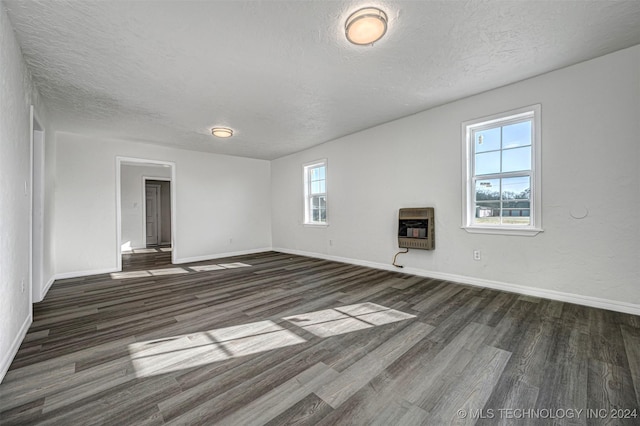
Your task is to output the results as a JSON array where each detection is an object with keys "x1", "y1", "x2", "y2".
[
  {"x1": 473, "y1": 250, "x2": 481, "y2": 261},
  {"x1": 21, "y1": 278, "x2": 25, "y2": 293},
  {"x1": 329, "y1": 239, "x2": 333, "y2": 246},
  {"x1": 229, "y1": 238, "x2": 233, "y2": 244}
]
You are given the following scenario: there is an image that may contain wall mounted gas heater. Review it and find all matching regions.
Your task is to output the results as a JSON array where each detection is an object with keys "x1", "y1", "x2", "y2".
[{"x1": 393, "y1": 207, "x2": 435, "y2": 268}]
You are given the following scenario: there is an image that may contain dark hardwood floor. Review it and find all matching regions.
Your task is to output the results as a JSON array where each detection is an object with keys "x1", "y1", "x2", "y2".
[{"x1": 1, "y1": 250, "x2": 639, "y2": 425}]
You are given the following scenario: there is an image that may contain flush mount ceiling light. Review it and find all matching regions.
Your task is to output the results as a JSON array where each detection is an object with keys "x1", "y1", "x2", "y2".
[
  {"x1": 211, "y1": 127, "x2": 233, "y2": 138},
  {"x1": 345, "y1": 7, "x2": 388, "y2": 45}
]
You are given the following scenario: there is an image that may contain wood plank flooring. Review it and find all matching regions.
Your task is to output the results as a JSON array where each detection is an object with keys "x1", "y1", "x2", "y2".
[{"x1": 1, "y1": 250, "x2": 639, "y2": 425}]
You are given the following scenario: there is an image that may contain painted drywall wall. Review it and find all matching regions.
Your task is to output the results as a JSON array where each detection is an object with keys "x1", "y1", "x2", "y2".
[
  {"x1": 120, "y1": 165, "x2": 171, "y2": 250},
  {"x1": 272, "y1": 45, "x2": 640, "y2": 308},
  {"x1": 54, "y1": 134, "x2": 272, "y2": 276},
  {"x1": 0, "y1": 5, "x2": 50, "y2": 380}
]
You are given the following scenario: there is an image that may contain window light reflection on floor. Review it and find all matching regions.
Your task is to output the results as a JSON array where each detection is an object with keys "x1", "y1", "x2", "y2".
[
  {"x1": 110, "y1": 262, "x2": 251, "y2": 279},
  {"x1": 283, "y1": 302, "x2": 416, "y2": 338},
  {"x1": 128, "y1": 320, "x2": 305, "y2": 378},
  {"x1": 128, "y1": 302, "x2": 416, "y2": 378}
]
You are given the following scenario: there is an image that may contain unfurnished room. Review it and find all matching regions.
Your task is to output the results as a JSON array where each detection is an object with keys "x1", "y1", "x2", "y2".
[{"x1": 1, "y1": 1, "x2": 639, "y2": 425}]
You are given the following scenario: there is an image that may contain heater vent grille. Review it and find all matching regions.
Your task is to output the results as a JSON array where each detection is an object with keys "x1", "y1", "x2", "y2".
[{"x1": 398, "y1": 207, "x2": 435, "y2": 250}]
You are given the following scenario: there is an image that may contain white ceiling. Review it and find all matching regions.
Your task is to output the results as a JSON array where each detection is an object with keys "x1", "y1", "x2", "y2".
[{"x1": 5, "y1": 1, "x2": 640, "y2": 160}]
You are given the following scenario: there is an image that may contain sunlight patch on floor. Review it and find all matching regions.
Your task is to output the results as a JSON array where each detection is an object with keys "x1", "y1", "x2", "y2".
[
  {"x1": 128, "y1": 302, "x2": 415, "y2": 378},
  {"x1": 128, "y1": 320, "x2": 306, "y2": 378},
  {"x1": 189, "y1": 264, "x2": 227, "y2": 272},
  {"x1": 284, "y1": 302, "x2": 416, "y2": 338},
  {"x1": 132, "y1": 248, "x2": 159, "y2": 254},
  {"x1": 110, "y1": 270, "x2": 152, "y2": 279},
  {"x1": 148, "y1": 267, "x2": 189, "y2": 276},
  {"x1": 218, "y1": 262, "x2": 252, "y2": 269},
  {"x1": 110, "y1": 262, "x2": 252, "y2": 279}
]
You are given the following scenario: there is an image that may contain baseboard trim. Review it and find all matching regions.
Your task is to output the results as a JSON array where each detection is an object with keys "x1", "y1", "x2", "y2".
[
  {"x1": 55, "y1": 268, "x2": 120, "y2": 280},
  {"x1": 273, "y1": 247, "x2": 640, "y2": 316},
  {"x1": 174, "y1": 247, "x2": 274, "y2": 265},
  {"x1": 34, "y1": 276, "x2": 56, "y2": 303},
  {"x1": 1, "y1": 313, "x2": 32, "y2": 384}
]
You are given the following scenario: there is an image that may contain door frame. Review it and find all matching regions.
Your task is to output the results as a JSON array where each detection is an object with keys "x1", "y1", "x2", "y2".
[
  {"x1": 116, "y1": 157, "x2": 177, "y2": 271},
  {"x1": 142, "y1": 177, "x2": 171, "y2": 247},
  {"x1": 30, "y1": 105, "x2": 45, "y2": 303}
]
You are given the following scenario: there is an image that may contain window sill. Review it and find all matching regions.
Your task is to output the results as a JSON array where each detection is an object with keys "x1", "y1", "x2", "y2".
[
  {"x1": 303, "y1": 222, "x2": 329, "y2": 228},
  {"x1": 462, "y1": 226, "x2": 543, "y2": 237}
]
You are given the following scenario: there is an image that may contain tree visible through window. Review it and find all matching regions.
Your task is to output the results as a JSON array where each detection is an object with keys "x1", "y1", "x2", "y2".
[
  {"x1": 463, "y1": 105, "x2": 542, "y2": 235},
  {"x1": 304, "y1": 160, "x2": 327, "y2": 225}
]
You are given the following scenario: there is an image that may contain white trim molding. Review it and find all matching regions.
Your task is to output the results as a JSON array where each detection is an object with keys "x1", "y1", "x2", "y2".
[
  {"x1": 273, "y1": 247, "x2": 640, "y2": 316},
  {"x1": 38, "y1": 275, "x2": 56, "y2": 303},
  {"x1": 1, "y1": 313, "x2": 32, "y2": 383}
]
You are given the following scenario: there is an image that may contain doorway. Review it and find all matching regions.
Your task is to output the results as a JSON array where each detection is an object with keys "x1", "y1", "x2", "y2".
[
  {"x1": 116, "y1": 157, "x2": 177, "y2": 272},
  {"x1": 144, "y1": 178, "x2": 171, "y2": 248}
]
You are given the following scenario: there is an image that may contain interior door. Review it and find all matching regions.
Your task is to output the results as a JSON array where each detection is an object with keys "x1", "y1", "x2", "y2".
[{"x1": 145, "y1": 184, "x2": 161, "y2": 246}]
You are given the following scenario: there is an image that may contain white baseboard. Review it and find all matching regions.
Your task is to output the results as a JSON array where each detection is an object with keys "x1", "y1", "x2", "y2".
[
  {"x1": 54, "y1": 267, "x2": 120, "y2": 280},
  {"x1": 33, "y1": 276, "x2": 56, "y2": 303},
  {"x1": 174, "y1": 247, "x2": 273, "y2": 264},
  {"x1": 273, "y1": 247, "x2": 640, "y2": 316},
  {"x1": 1, "y1": 313, "x2": 32, "y2": 384}
]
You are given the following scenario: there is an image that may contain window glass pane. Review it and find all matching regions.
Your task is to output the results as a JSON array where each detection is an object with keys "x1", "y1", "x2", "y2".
[
  {"x1": 502, "y1": 121, "x2": 531, "y2": 149},
  {"x1": 312, "y1": 208, "x2": 320, "y2": 222},
  {"x1": 475, "y1": 151, "x2": 500, "y2": 175},
  {"x1": 319, "y1": 208, "x2": 326, "y2": 221},
  {"x1": 311, "y1": 181, "x2": 321, "y2": 194},
  {"x1": 311, "y1": 167, "x2": 320, "y2": 180},
  {"x1": 475, "y1": 202, "x2": 500, "y2": 225},
  {"x1": 502, "y1": 211, "x2": 531, "y2": 225},
  {"x1": 503, "y1": 200, "x2": 530, "y2": 209},
  {"x1": 318, "y1": 166, "x2": 325, "y2": 180},
  {"x1": 475, "y1": 128, "x2": 500, "y2": 153},
  {"x1": 502, "y1": 146, "x2": 531, "y2": 173},
  {"x1": 318, "y1": 196, "x2": 326, "y2": 208},
  {"x1": 319, "y1": 181, "x2": 325, "y2": 193},
  {"x1": 501, "y1": 176, "x2": 530, "y2": 200},
  {"x1": 475, "y1": 179, "x2": 500, "y2": 201}
]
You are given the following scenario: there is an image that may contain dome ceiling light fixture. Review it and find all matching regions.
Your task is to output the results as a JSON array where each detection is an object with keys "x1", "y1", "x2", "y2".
[
  {"x1": 211, "y1": 127, "x2": 233, "y2": 138},
  {"x1": 345, "y1": 7, "x2": 388, "y2": 45}
]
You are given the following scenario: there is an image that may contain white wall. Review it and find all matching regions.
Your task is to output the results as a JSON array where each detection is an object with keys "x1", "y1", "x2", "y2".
[
  {"x1": 120, "y1": 164, "x2": 171, "y2": 250},
  {"x1": 55, "y1": 133, "x2": 272, "y2": 276},
  {"x1": 0, "y1": 5, "x2": 51, "y2": 380},
  {"x1": 272, "y1": 45, "x2": 640, "y2": 311}
]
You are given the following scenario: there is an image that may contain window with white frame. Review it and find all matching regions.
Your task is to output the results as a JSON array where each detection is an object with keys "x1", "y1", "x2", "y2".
[
  {"x1": 462, "y1": 105, "x2": 542, "y2": 235},
  {"x1": 304, "y1": 160, "x2": 327, "y2": 225}
]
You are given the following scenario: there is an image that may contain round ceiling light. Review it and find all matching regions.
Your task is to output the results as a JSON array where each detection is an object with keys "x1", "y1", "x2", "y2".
[
  {"x1": 345, "y1": 7, "x2": 388, "y2": 45},
  {"x1": 211, "y1": 127, "x2": 233, "y2": 138}
]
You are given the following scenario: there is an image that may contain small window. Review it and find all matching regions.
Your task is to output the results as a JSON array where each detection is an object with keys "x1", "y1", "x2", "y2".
[
  {"x1": 304, "y1": 160, "x2": 327, "y2": 225},
  {"x1": 462, "y1": 105, "x2": 542, "y2": 236}
]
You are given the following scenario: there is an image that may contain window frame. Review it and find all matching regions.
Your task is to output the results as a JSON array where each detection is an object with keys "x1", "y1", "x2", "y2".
[
  {"x1": 303, "y1": 159, "x2": 328, "y2": 226},
  {"x1": 461, "y1": 105, "x2": 543, "y2": 236}
]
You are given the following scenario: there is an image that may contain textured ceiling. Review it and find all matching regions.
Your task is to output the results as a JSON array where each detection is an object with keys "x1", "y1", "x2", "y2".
[{"x1": 5, "y1": 0, "x2": 640, "y2": 160}]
